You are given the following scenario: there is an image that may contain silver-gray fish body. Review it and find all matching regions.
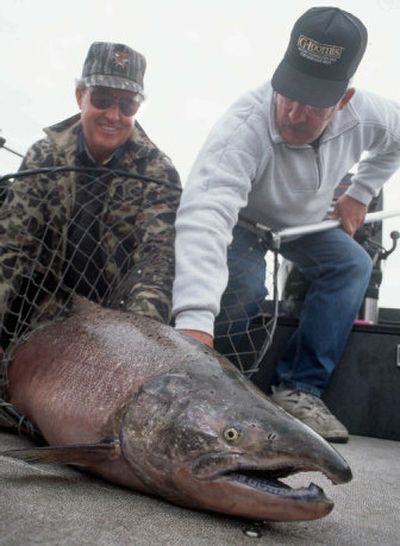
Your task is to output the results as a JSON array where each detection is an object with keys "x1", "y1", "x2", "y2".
[{"x1": 5, "y1": 298, "x2": 352, "y2": 521}]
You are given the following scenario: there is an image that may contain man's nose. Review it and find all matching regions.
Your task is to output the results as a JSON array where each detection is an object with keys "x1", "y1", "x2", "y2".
[
  {"x1": 287, "y1": 101, "x2": 308, "y2": 123},
  {"x1": 104, "y1": 102, "x2": 121, "y2": 121}
]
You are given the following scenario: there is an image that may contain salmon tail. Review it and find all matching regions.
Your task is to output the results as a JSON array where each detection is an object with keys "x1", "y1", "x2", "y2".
[{"x1": 2, "y1": 439, "x2": 121, "y2": 466}]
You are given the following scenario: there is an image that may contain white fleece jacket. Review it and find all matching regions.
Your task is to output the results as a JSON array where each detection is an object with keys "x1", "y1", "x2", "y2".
[{"x1": 173, "y1": 82, "x2": 400, "y2": 335}]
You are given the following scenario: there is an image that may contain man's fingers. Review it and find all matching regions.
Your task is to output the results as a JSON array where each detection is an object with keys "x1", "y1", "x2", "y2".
[{"x1": 178, "y1": 329, "x2": 214, "y2": 348}]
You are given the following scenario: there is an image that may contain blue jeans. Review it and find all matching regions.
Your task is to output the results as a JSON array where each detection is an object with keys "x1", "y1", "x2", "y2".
[{"x1": 214, "y1": 224, "x2": 372, "y2": 396}]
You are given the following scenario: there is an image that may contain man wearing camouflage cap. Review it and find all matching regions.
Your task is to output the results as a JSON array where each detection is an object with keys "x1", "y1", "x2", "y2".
[{"x1": 0, "y1": 42, "x2": 181, "y2": 355}]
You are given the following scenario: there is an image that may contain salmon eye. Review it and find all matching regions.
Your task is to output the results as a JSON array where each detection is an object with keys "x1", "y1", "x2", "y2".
[{"x1": 223, "y1": 427, "x2": 241, "y2": 442}]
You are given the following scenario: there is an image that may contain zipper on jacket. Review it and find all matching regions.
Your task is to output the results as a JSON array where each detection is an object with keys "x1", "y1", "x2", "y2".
[{"x1": 312, "y1": 146, "x2": 322, "y2": 190}]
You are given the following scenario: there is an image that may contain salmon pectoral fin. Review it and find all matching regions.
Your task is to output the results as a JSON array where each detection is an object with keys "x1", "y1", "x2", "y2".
[{"x1": 2, "y1": 439, "x2": 121, "y2": 466}]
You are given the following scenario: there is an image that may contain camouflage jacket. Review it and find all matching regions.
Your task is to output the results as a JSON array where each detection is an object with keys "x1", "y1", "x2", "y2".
[{"x1": 0, "y1": 114, "x2": 181, "y2": 339}]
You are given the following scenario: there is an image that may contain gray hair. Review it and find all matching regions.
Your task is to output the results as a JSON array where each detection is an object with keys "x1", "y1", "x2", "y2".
[{"x1": 74, "y1": 78, "x2": 145, "y2": 102}]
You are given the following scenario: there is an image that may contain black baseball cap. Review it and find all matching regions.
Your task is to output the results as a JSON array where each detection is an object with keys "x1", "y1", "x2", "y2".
[
  {"x1": 81, "y1": 42, "x2": 146, "y2": 95},
  {"x1": 271, "y1": 7, "x2": 368, "y2": 107}
]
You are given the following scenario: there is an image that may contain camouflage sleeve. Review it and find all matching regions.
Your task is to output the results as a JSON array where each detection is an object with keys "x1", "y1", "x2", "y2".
[
  {"x1": 124, "y1": 154, "x2": 181, "y2": 324},
  {"x1": 0, "y1": 138, "x2": 52, "y2": 206},
  {"x1": 19, "y1": 137, "x2": 56, "y2": 171},
  {"x1": 0, "y1": 140, "x2": 51, "y2": 323}
]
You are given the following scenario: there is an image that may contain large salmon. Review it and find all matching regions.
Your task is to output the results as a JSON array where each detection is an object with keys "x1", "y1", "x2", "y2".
[{"x1": 2, "y1": 298, "x2": 351, "y2": 521}]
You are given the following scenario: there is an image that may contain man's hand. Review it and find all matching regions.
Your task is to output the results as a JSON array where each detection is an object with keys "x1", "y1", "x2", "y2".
[
  {"x1": 331, "y1": 195, "x2": 368, "y2": 237},
  {"x1": 178, "y1": 329, "x2": 214, "y2": 348}
]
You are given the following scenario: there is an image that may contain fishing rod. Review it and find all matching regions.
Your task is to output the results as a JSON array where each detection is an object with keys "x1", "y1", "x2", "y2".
[{"x1": 0, "y1": 137, "x2": 24, "y2": 159}]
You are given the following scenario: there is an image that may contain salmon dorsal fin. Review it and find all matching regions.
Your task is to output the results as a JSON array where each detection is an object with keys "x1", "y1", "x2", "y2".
[{"x1": 2, "y1": 439, "x2": 120, "y2": 467}]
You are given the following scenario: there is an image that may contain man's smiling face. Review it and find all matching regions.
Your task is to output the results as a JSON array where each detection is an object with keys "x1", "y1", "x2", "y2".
[{"x1": 76, "y1": 86, "x2": 140, "y2": 164}]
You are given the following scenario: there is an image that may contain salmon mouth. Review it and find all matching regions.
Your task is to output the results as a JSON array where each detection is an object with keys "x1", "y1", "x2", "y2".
[
  {"x1": 187, "y1": 459, "x2": 338, "y2": 520},
  {"x1": 221, "y1": 467, "x2": 328, "y2": 502},
  {"x1": 192, "y1": 453, "x2": 348, "y2": 503}
]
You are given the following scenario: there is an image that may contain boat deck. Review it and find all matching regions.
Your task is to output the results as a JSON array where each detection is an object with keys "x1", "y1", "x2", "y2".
[{"x1": 1, "y1": 431, "x2": 399, "y2": 546}]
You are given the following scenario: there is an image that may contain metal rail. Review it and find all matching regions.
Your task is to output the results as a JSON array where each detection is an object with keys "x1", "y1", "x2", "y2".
[{"x1": 253, "y1": 209, "x2": 400, "y2": 249}]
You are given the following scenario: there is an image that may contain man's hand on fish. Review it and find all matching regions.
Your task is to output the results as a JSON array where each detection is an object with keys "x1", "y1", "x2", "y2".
[
  {"x1": 331, "y1": 195, "x2": 368, "y2": 237},
  {"x1": 178, "y1": 329, "x2": 214, "y2": 348}
]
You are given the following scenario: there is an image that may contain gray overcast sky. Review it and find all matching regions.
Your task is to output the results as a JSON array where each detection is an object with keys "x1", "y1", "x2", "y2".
[{"x1": 1, "y1": 0, "x2": 399, "y2": 307}]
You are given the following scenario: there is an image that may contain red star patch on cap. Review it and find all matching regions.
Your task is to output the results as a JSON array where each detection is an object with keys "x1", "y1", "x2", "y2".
[{"x1": 112, "y1": 51, "x2": 130, "y2": 70}]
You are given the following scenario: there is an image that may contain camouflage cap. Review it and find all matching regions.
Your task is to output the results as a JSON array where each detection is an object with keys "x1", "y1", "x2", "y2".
[{"x1": 81, "y1": 42, "x2": 146, "y2": 95}]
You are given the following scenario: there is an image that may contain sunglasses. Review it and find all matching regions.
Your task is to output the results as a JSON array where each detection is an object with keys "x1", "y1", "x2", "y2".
[{"x1": 89, "y1": 87, "x2": 142, "y2": 117}]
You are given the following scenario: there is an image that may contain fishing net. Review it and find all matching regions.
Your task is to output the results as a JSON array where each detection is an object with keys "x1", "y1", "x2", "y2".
[
  {"x1": 0, "y1": 167, "x2": 384, "y2": 436},
  {"x1": 214, "y1": 240, "x2": 280, "y2": 378},
  {"x1": 0, "y1": 166, "x2": 180, "y2": 435}
]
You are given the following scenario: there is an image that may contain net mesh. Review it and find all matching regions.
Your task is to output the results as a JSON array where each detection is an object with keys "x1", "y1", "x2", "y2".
[
  {"x1": 214, "y1": 246, "x2": 280, "y2": 377},
  {"x1": 0, "y1": 167, "x2": 386, "y2": 436},
  {"x1": 0, "y1": 169, "x2": 280, "y2": 360},
  {"x1": 0, "y1": 167, "x2": 179, "y2": 393}
]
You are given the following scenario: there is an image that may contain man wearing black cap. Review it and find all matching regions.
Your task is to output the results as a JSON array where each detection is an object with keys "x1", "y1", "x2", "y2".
[
  {"x1": 0, "y1": 42, "x2": 181, "y2": 342},
  {"x1": 173, "y1": 7, "x2": 400, "y2": 442}
]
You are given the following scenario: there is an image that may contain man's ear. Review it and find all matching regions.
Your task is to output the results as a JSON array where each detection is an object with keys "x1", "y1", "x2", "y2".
[
  {"x1": 75, "y1": 87, "x2": 83, "y2": 109},
  {"x1": 337, "y1": 88, "x2": 356, "y2": 110}
]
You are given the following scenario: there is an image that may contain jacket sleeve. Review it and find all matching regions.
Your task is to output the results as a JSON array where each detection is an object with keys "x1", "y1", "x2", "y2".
[
  {"x1": 346, "y1": 93, "x2": 400, "y2": 205},
  {"x1": 124, "y1": 154, "x2": 181, "y2": 324},
  {"x1": 172, "y1": 114, "x2": 262, "y2": 336},
  {"x1": 0, "y1": 142, "x2": 50, "y2": 330}
]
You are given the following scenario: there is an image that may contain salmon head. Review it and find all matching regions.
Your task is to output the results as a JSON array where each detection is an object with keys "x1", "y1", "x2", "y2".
[{"x1": 119, "y1": 341, "x2": 351, "y2": 521}]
